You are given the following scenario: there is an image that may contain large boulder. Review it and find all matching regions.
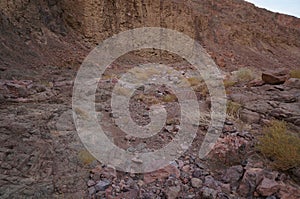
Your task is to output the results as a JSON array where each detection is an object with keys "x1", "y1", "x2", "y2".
[{"x1": 262, "y1": 70, "x2": 289, "y2": 85}]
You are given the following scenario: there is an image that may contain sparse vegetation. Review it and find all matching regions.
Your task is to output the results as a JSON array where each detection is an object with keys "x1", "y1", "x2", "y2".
[
  {"x1": 187, "y1": 77, "x2": 209, "y2": 97},
  {"x1": 290, "y1": 69, "x2": 300, "y2": 79},
  {"x1": 257, "y1": 120, "x2": 300, "y2": 171},
  {"x1": 226, "y1": 100, "x2": 241, "y2": 118},
  {"x1": 224, "y1": 79, "x2": 236, "y2": 88},
  {"x1": 234, "y1": 67, "x2": 255, "y2": 83},
  {"x1": 78, "y1": 150, "x2": 96, "y2": 165},
  {"x1": 114, "y1": 86, "x2": 132, "y2": 97},
  {"x1": 197, "y1": 83, "x2": 209, "y2": 97},
  {"x1": 135, "y1": 93, "x2": 160, "y2": 105},
  {"x1": 162, "y1": 93, "x2": 177, "y2": 103},
  {"x1": 187, "y1": 77, "x2": 202, "y2": 87}
]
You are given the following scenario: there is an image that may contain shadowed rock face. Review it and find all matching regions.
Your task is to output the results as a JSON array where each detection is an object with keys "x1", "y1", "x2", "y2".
[{"x1": 1, "y1": 0, "x2": 300, "y2": 71}]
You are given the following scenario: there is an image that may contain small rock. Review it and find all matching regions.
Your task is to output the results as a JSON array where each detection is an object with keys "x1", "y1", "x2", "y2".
[
  {"x1": 284, "y1": 78, "x2": 300, "y2": 89},
  {"x1": 222, "y1": 125, "x2": 237, "y2": 134},
  {"x1": 143, "y1": 164, "x2": 180, "y2": 184},
  {"x1": 257, "y1": 177, "x2": 280, "y2": 196},
  {"x1": 195, "y1": 161, "x2": 206, "y2": 169},
  {"x1": 0, "y1": 67, "x2": 7, "y2": 71},
  {"x1": 177, "y1": 160, "x2": 184, "y2": 168},
  {"x1": 222, "y1": 165, "x2": 244, "y2": 184},
  {"x1": 102, "y1": 165, "x2": 117, "y2": 179},
  {"x1": 278, "y1": 183, "x2": 300, "y2": 199},
  {"x1": 131, "y1": 157, "x2": 143, "y2": 164},
  {"x1": 291, "y1": 167, "x2": 300, "y2": 183},
  {"x1": 55, "y1": 110, "x2": 75, "y2": 131},
  {"x1": 192, "y1": 168, "x2": 202, "y2": 178},
  {"x1": 88, "y1": 186, "x2": 96, "y2": 195},
  {"x1": 201, "y1": 187, "x2": 218, "y2": 199},
  {"x1": 164, "y1": 125, "x2": 173, "y2": 132},
  {"x1": 191, "y1": 178, "x2": 203, "y2": 188},
  {"x1": 95, "y1": 179, "x2": 111, "y2": 191},
  {"x1": 182, "y1": 165, "x2": 190, "y2": 173},
  {"x1": 224, "y1": 120, "x2": 233, "y2": 125},
  {"x1": 125, "y1": 135, "x2": 133, "y2": 141},
  {"x1": 137, "y1": 180, "x2": 144, "y2": 187},
  {"x1": 166, "y1": 185, "x2": 181, "y2": 199},
  {"x1": 248, "y1": 79, "x2": 265, "y2": 87},
  {"x1": 114, "y1": 188, "x2": 139, "y2": 199},
  {"x1": 204, "y1": 176, "x2": 220, "y2": 190},
  {"x1": 240, "y1": 109, "x2": 260, "y2": 123},
  {"x1": 237, "y1": 168, "x2": 264, "y2": 197},
  {"x1": 219, "y1": 183, "x2": 231, "y2": 193},
  {"x1": 274, "y1": 85, "x2": 285, "y2": 91},
  {"x1": 238, "y1": 131, "x2": 253, "y2": 140},
  {"x1": 87, "y1": 180, "x2": 96, "y2": 187},
  {"x1": 1, "y1": 162, "x2": 12, "y2": 170},
  {"x1": 109, "y1": 112, "x2": 119, "y2": 118}
]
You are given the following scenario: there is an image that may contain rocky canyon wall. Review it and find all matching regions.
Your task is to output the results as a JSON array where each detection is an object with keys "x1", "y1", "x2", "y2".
[{"x1": 1, "y1": 0, "x2": 300, "y2": 70}]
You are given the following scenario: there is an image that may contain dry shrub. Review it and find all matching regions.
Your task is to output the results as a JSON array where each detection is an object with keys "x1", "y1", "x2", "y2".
[
  {"x1": 162, "y1": 93, "x2": 177, "y2": 103},
  {"x1": 290, "y1": 69, "x2": 300, "y2": 79},
  {"x1": 257, "y1": 120, "x2": 300, "y2": 170},
  {"x1": 227, "y1": 100, "x2": 241, "y2": 118},
  {"x1": 187, "y1": 77, "x2": 202, "y2": 87},
  {"x1": 135, "y1": 93, "x2": 160, "y2": 105},
  {"x1": 234, "y1": 67, "x2": 255, "y2": 83},
  {"x1": 224, "y1": 79, "x2": 236, "y2": 88},
  {"x1": 78, "y1": 150, "x2": 96, "y2": 165},
  {"x1": 187, "y1": 77, "x2": 209, "y2": 97}
]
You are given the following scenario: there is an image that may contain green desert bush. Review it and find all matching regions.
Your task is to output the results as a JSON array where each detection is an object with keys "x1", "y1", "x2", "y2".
[{"x1": 257, "y1": 120, "x2": 300, "y2": 171}]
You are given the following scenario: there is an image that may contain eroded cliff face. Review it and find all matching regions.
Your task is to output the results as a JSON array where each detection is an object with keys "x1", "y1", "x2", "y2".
[{"x1": 0, "y1": 0, "x2": 300, "y2": 70}]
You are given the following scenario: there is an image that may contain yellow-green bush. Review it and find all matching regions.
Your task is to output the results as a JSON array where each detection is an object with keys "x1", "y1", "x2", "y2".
[
  {"x1": 162, "y1": 94, "x2": 177, "y2": 103},
  {"x1": 186, "y1": 77, "x2": 209, "y2": 97},
  {"x1": 135, "y1": 94, "x2": 160, "y2": 105},
  {"x1": 290, "y1": 69, "x2": 300, "y2": 79},
  {"x1": 257, "y1": 120, "x2": 300, "y2": 170},
  {"x1": 187, "y1": 77, "x2": 202, "y2": 87},
  {"x1": 78, "y1": 150, "x2": 96, "y2": 165},
  {"x1": 226, "y1": 100, "x2": 241, "y2": 118},
  {"x1": 224, "y1": 79, "x2": 236, "y2": 88},
  {"x1": 235, "y1": 67, "x2": 255, "y2": 83}
]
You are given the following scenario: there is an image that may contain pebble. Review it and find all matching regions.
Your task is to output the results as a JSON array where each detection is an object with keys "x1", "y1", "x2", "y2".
[
  {"x1": 0, "y1": 67, "x2": 7, "y2": 71},
  {"x1": 192, "y1": 168, "x2": 202, "y2": 178},
  {"x1": 95, "y1": 179, "x2": 111, "y2": 191},
  {"x1": 225, "y1": 120, "x2": 233, "y2": 125},
  {"x1": 88, "y1": 187, "x2": 96, "y2": 195},
  {"x1": 182, "y1": 165, "x2": 190, "y2": 173},
  {"x1": 191, "y1": 178, "x2": 203, "y2": 188},
  {"x1": 87, "y1": 180, "x2": 96, "y2": 187},
  {"x1": 131, "y1": 157, "x2": 143, "y2": 164},
  {"x1": 201, "y1": 187, "x2": 218, "y2": 199}
]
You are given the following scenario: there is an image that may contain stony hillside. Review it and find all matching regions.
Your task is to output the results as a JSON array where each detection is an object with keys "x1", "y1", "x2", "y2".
[{"x1": 0, "y1": 0, "x2": 300, "y2": 198}]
